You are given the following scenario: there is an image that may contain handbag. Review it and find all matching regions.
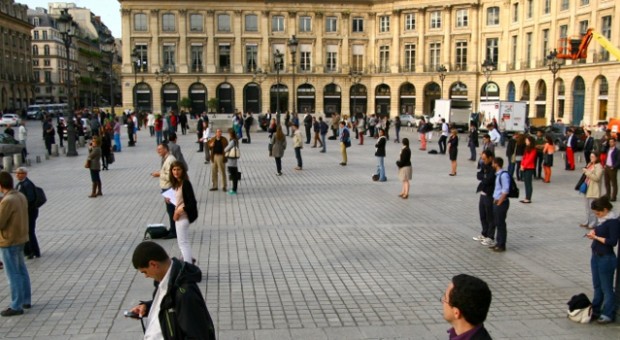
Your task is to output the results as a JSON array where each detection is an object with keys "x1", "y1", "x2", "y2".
[
  {"x1": 225, "y1": 145, "x2": 240, "y2": 159},
  {"x1": 84, "y1": 159, "x2": 91, "y2": 169},
  {"x1": 579, "y1": 182, "x2": 588, "y2": 194},
  {"x1": 107, "y1": 153, "x2": 115, "y2": 164},
  {"x1": 575, "y1": 174, "x2": 587, "y2": 191},
  {"x1": 543, "y1": 153, "x2": 553, "y2": 167}
]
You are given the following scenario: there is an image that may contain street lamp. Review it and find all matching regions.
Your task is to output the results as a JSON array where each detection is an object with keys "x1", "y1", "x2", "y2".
[
  {"x1": 253, "y1": 68, "x2": 267, "y2": 113},
  {"x1": 74, "y1": 69, "x2": 81, "y2": 108},
  {"x1": 131, "y1": 47, "x2": 140, "y2": 112},
  {"x1": 437, "y1": 65, "x2": 447, "y2": 99},
  {"x1": 57, "y1": 9, "x2": 78, "y2": 156},
  {"x1": 273, "y1": 50, "x2": 284, "y2": 125},
  {"x1": 155, "y1": 68, "x2": 171, "y2": 112},
  {"x1": 287, "y1": 35, "x2": 298, "y2": 114},
  {"x1": 349, "y1": 70, "x2": 362, "y2": 117},
  {"x1": 481, "y1": 58, "x2": 496, "y2": 102},
  {"x1": 87, "y1": 62, "x2": 95, "y2": 108},
  {"x1": 101, "y1": 38, "x2": 116, "y2": 115},
  {"x1": 546, "y1": 49, "x2": 561, "y2": 125}
]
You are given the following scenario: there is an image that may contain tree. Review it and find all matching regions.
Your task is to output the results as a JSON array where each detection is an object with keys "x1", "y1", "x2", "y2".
[
  {"x1": 208, "y1": 97, "x2": 219, "y2": 113},
  {"x1": 179, "y1": 97, "x2": 192, "y2": 110}
]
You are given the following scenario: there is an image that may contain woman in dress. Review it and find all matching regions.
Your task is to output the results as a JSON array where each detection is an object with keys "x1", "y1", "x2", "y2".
[
  {"x1": 271, "y1": 125, "x2": 287, "y2": 176},
  {"x1": 448, "y1": 128, "x2": 458, "y2": 176},
  {"x1": 86, "y1": 136, "x2": 102, "y2": 198},
  {"x1": 100, "y1": 125, "x2": 113, "y2": 170},
  {"x1": 169, "y1": 160, "x2": 198, "y2": 264},
  {"x1": 585, "y1": 196, "x2": 619, "y2": 324},
  {"x1": 581, "y1": 152, "x2": 604, "y2": 229},
  {"x1": 397, "y1": 138, "x2": 412, "y2": 199},
  {"x1": 225, "y1": 128, "x2": 240, "y2": 194},
  {"x1": 542, "y1": 135, "x2": 555, "y2": 183},
  {"x1": 520, "y1": 135, "x2": 537, "y2": 203}
]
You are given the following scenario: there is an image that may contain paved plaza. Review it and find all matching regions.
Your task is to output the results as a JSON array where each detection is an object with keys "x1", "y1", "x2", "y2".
[{"x1": 0, "y1": 119, "x2": 619, "y2": 339}]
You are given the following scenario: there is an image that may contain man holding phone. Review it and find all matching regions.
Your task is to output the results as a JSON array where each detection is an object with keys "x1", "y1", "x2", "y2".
[{"x1": 128, "y1": 241, "x2": 215, "y2": 339}]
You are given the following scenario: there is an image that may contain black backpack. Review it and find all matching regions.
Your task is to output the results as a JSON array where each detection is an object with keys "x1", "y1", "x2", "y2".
[
  {"x1": 500, "y1": 171, "x2": 520, "y2": 198},
  {"x1": 34, "y1": 186, "x2": 47, "y2": 208}
]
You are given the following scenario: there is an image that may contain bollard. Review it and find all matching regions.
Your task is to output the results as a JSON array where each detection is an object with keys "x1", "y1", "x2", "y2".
[
  {"x1": 36, "y1": 155, "x2": 41, "y2": 163},
  {"x1": 3, "y1": 156, "x2": 12, "y2": 173},
  {"x1": 26, "y1": 159, "x2": 31, "y2": 166},
  {"x1": 45, "y1": 154, "x2": 50, "y2": 160},
  {"x1": 51, "y1": 144, "x2": 59, "y2": 157},
  {"x1": 62, "y1": 146, "x2": 66, "y2": 154},
  {"x1": 78, "y1": 136, "x2": 85, "y2": 147},
  {"x1": 12, "y1": 154, "x2": 21, "y2": 168}
]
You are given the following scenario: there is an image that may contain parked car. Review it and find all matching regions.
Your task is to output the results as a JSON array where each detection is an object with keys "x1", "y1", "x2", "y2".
[
  {"x1": 542, "y1": 124, "x2": 585, "y2": 151},
  {"x1": 398, "y1": 114, "x2": 416, "y2": 127},
  {"x1": 0, "y1": 113, "x2": 21, "y2": 127},
  {"x1": 0, "y1": 133, "x2": 25, "y2": 156},
  {"x1": 60, "y1": 117, "x2": 92, "y2": 140}
]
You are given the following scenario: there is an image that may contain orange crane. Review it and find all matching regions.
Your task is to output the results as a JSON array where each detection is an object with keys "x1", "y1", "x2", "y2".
[{"x1": 556, "y1": 28, "x2": 620, "y2": 60}]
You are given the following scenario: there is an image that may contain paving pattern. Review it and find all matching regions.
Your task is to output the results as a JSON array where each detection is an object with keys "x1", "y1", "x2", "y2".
[{"x1": 0, "y1": 120, "x2": 618, "y2": 339}]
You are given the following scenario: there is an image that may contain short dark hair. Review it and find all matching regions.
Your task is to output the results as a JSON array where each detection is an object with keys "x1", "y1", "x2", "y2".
[
  {"x1": 591, "y1": 196, "x2": 613, "y2": 212},
  {"x1": 132, "y1": 241, "x2": 170, "y2": 269},
  {"x1": 449, "y1": 274, "x2": 492, "y2": 326},
  {"x1": 158, "y1": 142, "x2": 169, "y2": 151},
  {"x1": 0, "y1": 170, "x2": 13, "y2": 189},
  {"x1": 494, "y1": 157, "x2": 504, "y2": 168},
  {"x1": 481, "y1": 149, "x2": 494, "y2": 159},
  {"x1": 482, "y1": 134, "x2": 490, "y2": 140},
  {"x1": 168, "y1": 132, "x2": 177, "y2": 141},
  {"x1": 402, "y1": 138, "x2": 409, "y2": 147}
]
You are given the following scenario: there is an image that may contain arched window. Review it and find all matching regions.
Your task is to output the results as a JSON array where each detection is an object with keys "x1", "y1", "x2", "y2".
[{"x1": 43, "y1": 45, "x2": 50, "y2": 56}]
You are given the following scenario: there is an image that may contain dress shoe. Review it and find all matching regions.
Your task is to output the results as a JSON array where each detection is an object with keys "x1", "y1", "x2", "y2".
[
  {"x1": 579, "y1": 224, "x2": 589, "y2": 228},
  {"x1": 22, "y1": 304, "x2": 31, "y2": 309},
  {"x1": 209, "y1": 188, "x2": 218, "y2": 191},
  {"x1": 490, "y1": 246, "x2": 506, "y2": 252},
  {"x1": 1, "y1": 308, "x2": 23, "y2": 317},
  {"x1": 339, "y1": 162, "x2": 347, "y2": 166}
]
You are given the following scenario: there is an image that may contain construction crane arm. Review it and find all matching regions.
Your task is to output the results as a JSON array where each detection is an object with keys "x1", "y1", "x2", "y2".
[{"x1": 591, "y1": 30, "x2": 620, "y2": 61}]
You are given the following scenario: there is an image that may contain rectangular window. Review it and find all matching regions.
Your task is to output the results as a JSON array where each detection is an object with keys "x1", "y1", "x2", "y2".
[
  {"x1": 42, "y1": 31, "x2": 47, "y2": 40},
  {"x1": 580, "y1": 0, "x2": 589, "y2": 5},
  {"x1": 487, "y1": 7, "x2": 499, "y2": 25},
  {"x1": 486, "y1": 38, "x2": 499, "y2": 65},
  {"x1": 512, "y1": 3, "x2": 519, "y2": 22},
  {"x1": 32, "y1": 59, "x2": 39, "y2": 66},
  {"x1": 544, "y1": 0, "x2": 551, "y2": 14},
  {"x1": 455, "y1": 41, "x2": 467, "y2": 70},
  {"x1": 44, "y1": 71, "x2": 51, "y2": 82},
  {"x1": 379, "y1": 16, "x2": 389, "y2": 32},
  {"x1": 299, "y1": 16, "x2": 312, "y2": 32},
  {"x1": 404, "y1": 44, "x2": 415, "y2": 72},
  {"x1": 511, "y1": 36, "x2": 518, "y2": 68},
  {"x1": 162, "y1": 13, "x2": 175, "y2": 32},
  {"x1": 542, "y1": 29, "x2": 549, "y2": 62},
  {"x1": 429, "y1": 42, "x2": 440, "y2": 70},
  {"x1": 134, "y1": 13, "x2": 147, "y2": 31},
  {"x1": 352, "y1": 17, "x2": 364, "y2": 33},
  {"x1": 218, "y1": 44, "x2": 231, "y2": 71},
  {"x1": 560, "y1": 25, "x2": 568, "y2": 38},
  {"x1": 135, "y1": 44, "x2": 148, "y2": 72},
  {"x1": 33, "y1": 70, "x2": 39, "y2": 82},
  {"x1": 352, "y1": 45, "x2": 364, "y2": 71},
  {"x1": 272, "y1": 15, "x2": 284, "y2": 32},
  {"x1": 190, "y1": 14, "x2": 203, "y2": 32},
  {"x1": 600, "y1": 16, "x2": 612, "y2": 61},
  {"x1": 190, "y1": 45, "x2": 203, "y2": 72},
  {"x1": 33, "y1": 31, "x2": 39, "y2": 40},
  {"x1": 246, "y1": 45, "x2": 257, "y2": 72},
  {"x1": 326, "y1": 46, "x2": 337, "y2": 72},
  {"x1": 325, "y1": 16, "x2": 337, "y2": 32},
  {"x1": 44, "y1": 59, "x2": 50, "y2": 66},
  {"x1": 162, "y1": 45, "x2": 176, "y2": 72},
  {"x1": 245, "y1": 14, "x2": 258, "y2": 32},
  {"x1": 379, "y1": 46, "x2": 389, "y2": 72},
  {"x1": 456, "y1": 9, "x2": 468, "y2": 28},
  {"x1": 218, "y1": 14, "x2": 231, "y2": 32},
  {"x1": 272, "y1": 44, "x2": 285, "y2": 71},
  {"x1": 579, "y1": 20, "x2": 588, "y2": 35},
  {"x1": 525, "y1": 32, "x2": 532, "y2": 67},
  {"x1": 527, "y1": 0, "x2": 533, "y2": 18},
  {"x1": 300, "y1": 45, "x2": 312, "y2": 71},
  {"x1": 561, "y1": 0, "x2": 569, "y2": 10},
  {"x1": 404, "y1": 13, "x2": 415, "y2": 31},
  {"x1": 430, "y1": 11, "x2": 441, "y2": 29}
]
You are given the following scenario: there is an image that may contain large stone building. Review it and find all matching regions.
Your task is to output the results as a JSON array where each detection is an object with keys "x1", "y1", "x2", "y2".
[
  {"x1": 0, "y1": 0, "x2": 32, "y2": 112},
  {"x1": 118, "y1": 0, "x2": 619, "y2": 125}
]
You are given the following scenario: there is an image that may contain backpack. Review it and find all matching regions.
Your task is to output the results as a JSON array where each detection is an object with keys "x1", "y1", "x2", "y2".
[
  {"x1": 500, "y1": 171, "x2": 520, "y2": 198},
  {"x1": 144, "y1": 224, "x2": 169, "y2": 240},
  {"x1": 34, "y1": 186, "x2": 47, "y2": 208}
]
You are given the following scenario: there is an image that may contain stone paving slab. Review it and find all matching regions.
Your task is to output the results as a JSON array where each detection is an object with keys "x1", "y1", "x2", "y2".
[{"x1": 0, "y1": 121, "x2": 618, "y2": 339}]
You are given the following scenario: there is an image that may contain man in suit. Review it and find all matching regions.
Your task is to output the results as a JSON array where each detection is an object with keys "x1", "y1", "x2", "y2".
[
  {"x1": 604, "y1": 137, "x2": 620, "y2": 201},
  {"x1": 565, "y1": 128, "x2": 577, "y2": 170},
  {"x1": 14, "y1": 168, "x2": 40, "y2": 259},
  {"x1": 584, "y1": 129, "x2": 594, "y2": 166}
]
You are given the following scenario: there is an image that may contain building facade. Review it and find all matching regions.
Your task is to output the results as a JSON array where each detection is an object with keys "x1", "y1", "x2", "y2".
[
  {"x1": 0, "y1": 0, "x2": 32, "y2": 112},
  {"x1": 119, "y1": 0, "x2": 620, "y2": 125}
]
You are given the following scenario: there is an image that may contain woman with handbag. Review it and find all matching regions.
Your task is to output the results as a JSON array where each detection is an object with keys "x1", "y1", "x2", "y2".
[
  {"x1": 271, "y1": 125, "x2": 287, "y2": 176},
  {"x1": 169, "y1": 160, "x2": 198, "y2": 264},
  {"x1": 542, "y1": 135, "x2": 555, "y2": 183},
  {"x1": 86, "y1": 136, "x2": 102, "y2": 198},
  {"x1": 581, "y1": 152, "x2": 604, "y2": 229},
  {"x1": 397, "y1": 138, "x2": 412, "y2": 199},
  {"x1": 225, "y1": 128, "x2": 240, "y2": 195}
]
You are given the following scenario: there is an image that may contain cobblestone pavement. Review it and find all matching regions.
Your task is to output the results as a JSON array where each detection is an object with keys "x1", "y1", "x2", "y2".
[{"x1": 0, "y1": 121, "x2": 618, "y2": 339}]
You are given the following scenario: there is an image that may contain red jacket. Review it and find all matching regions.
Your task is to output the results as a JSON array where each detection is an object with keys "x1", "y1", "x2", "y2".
[{"x1": 522, "y1": 148, "x2": 537, "y2": 169}]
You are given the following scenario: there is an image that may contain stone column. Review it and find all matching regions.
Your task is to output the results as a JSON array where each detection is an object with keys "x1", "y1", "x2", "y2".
[
  {"x1": 206, "y1": 10, "x2": 216, "y2": 73},
  {"x1": 233, "y1": 10, "x2": 243, "y2": 73},
  {"x1": 391, "y1": 10, "x2": 400, "y2": 74},
  {"x1": 150, "y1": 9, "x2": 160, "y2": 71},
  {"x1": 178, "y1": 10, "x2": 188, "y2": 73}
]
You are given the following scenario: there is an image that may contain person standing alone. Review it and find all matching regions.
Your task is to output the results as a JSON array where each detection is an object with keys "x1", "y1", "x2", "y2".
[
  {"x1": 292, "y1": 123, "x2": 303, "y2": 170},
  {"x1": 15, "y1": 168, "x2": 41, "y2": 259}
]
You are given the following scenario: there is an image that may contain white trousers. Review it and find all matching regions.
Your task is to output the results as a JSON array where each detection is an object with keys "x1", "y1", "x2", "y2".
[{"x1": 176, "y1": 218, "x2": 192, "y2": 263}]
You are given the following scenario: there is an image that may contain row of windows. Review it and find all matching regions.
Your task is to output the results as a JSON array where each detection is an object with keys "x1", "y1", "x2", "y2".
[{"x1": 511, "y1": 0, "x2": 591, "y2": 23}]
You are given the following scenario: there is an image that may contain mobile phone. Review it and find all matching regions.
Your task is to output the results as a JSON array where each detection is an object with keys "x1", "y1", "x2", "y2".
[{"x1": 124, "y1": 310, "x2": 140, "y2": 319}]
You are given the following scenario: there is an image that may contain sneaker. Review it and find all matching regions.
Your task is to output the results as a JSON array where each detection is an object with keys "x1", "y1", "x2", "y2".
[
  {"x1": 473, "y1": 235, "x2": 485, "y2": 241},
  {"x1": 295, "y1": 167, "x2": 302, "y2": 170},
  {"x1": 276, "y1": 172, "x2": 282, "y2": 176},
  {"x1": 481, "y1": 238, "x2": 496, "y2": 246},
  {"x1": 597, "y1": 315, "x2": 613, "y2": 324},
  {"x1": 227, "y1": 190, "x2": 237, "y2": 195}
]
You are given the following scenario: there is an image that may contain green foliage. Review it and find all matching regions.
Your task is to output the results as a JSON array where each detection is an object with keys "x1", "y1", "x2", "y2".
[
  {"x1": 208, "y1": 97, "x2": 219, "y2": 112},
  {"x1": 179, "y1": 97, "x2": 192, "y2": 109}
]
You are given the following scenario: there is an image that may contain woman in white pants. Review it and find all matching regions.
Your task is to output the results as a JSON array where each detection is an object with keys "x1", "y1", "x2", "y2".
[{"x1": 169, "y1": 160, "x2": 199, "y2": 263}]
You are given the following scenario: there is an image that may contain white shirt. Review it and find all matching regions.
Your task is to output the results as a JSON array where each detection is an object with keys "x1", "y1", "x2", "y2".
[
  {"x1": 489, "y1": 129, "x2": 501, "y2": 144},
  {"x1": 18, "y1": 125, "x2": 27, "y2": 141},
  {"x1": 202, "y1": 127, "x2": 212, "y2": 143},
  {"x1": 147, "y1": 114, "x2": 155, "y2": 127},
  {"x1": 441, "y1": 122, "x2": 449, "y2": 136},
  {"x1": 144, "y1": 265, "x2": 172, "y2": 340}
]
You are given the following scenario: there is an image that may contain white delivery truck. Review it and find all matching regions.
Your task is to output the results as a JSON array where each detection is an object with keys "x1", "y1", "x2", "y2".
[
  {"x1": 430, "y1": 99, "x2": 472, "y2": 132},
  {"x1": 478, "y1": 101, "x2": 527, "y2": 135}
]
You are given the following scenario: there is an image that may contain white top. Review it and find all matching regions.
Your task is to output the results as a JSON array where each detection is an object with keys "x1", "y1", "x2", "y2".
[
  {"x1": 441, "y1": 122, "x2": 449, "y2": 136},
  {"x1": 18, "y1": 125, "x2": 27, "y2": 141},
  {"x1": 147, "y1": 113, "x2": 155, "y2": 126},
  {"x1": 202, "y1": 127, "x2": 212, "y2": 143},
  {"x1": 144, "y1": 265, "x2": 172, "y2": 340},
  {"x1": 489, "y1": 128, "x2": 501, "y2": 144}
]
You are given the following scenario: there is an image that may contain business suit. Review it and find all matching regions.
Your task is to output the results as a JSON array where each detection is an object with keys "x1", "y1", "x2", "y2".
[
  {"x1": 584, "y1": 136, "x2": 594, "y2": 165},
  {"x1": 604, "y1": 144, "x2": 620, "y2": 201}
]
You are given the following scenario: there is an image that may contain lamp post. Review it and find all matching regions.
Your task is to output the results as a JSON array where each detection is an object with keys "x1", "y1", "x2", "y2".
[
  {"x1": 481, "y1": 58, "x2": 496, "y2": 102},
  {"x1": 437, "y1": 65, "x2": 447, "y2": 99},
  {"x1": 253, "y1": 68, "x2": 267, "y2": 112},
  {"x1": 546, "y1": 49, "x2": 561, "y2": 125},
  {"x1": 155, "y1": 68, "x2": 171, "y2": 112},
  {"x1": 349, "y1": 70, "x2": 362, "y2": 117},
  {"x1": 131, "y1": 48, "x2": 140, "y2": 112},
  {"x1": 74, "y1": 69, "x2": 81, "y2": 108},
  {"x1": 273, "y1": 50, "x2": 284, "y2": 125},
  {"x1": 101, "y1": 38, "x2": 116, "y2": 115},
  {"x1": 57, "y1": 9, "x2": 77, "y2": 156},
  {"x1": 287, "y1": 35, "x2": 298, "y2": 114}
]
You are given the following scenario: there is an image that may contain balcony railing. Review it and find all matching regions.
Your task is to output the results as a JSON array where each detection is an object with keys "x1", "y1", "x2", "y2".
[
  {"x1": 162, "y1": 65, "x2": 176, "y2": 73},
  {"x1": 520, "y1": 61, "x2": 530, "y2": 70},
  {"x1": 324, "y1": 66, "x2": 341, "y2": 73},
  {"x1": 191, "y1": 65, "x2": 204, "y2": 73},
  {"x1": 400, "y1": 65, "x2": 415, "y2": 73},
  {"x1": 297, "y1": 66, "x2": 314, "y2": 73},
  {"x1": 376, "y1": 66, "x2": 391, "y2": 73},
  {"x1": 451, "y1": 63, "x2": 468, "y2": 72},
  {"x1": 217, "y1": 66, "x2": 231, "y2": 73},
  {"x1": 508, "y1": 63, "x2": 516, "y2": 70}
]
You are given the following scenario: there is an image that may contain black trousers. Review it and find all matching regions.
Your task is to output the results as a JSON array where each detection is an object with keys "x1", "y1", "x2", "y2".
[
  {"x1": 24, "y1": 210, "x2": 40, "y2": 257},
  {"x1": 305, "y1": 126, "x2": 312, "y2": 143},
  {"x1": 479, "y1": 194, "x2": 494, "y2": 239},
  {"x1": 228, "y1": 166, "x2": 238, "y2": 192},
  {"x1": 438, "y1": 135, "x2": 447, "y2": 154}
]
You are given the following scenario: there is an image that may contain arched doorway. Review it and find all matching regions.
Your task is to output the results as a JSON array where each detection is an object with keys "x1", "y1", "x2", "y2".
[
  {"x1": 323, "y1": 83, "x2": 341, "y2": 117},
  {"x1": 424, "y1": 82, "x2": 441, "y2": 114},
  {"x1": 134, "y1": 83, "x2": 152, "y2": 112},
  {"x1": 189, "y1": 83, "x2": 207, "y2": 115},
  {"x1": 375, "y1": 84, "x2": 391, "y2": 117},
  {"x1": 596, "y1": 76, "x2": 608, "y2": 121},
  {"x1": 507, "y1": 82, "x2": 516, "y2": 101},
  {"x1": 161, "y1": 83, "x2": 180, "y2": 112},
  {"x1": 349, "y1": 84, "x2": 367, "y2": 118},
  {"x1": 535, "y1": 80, "x2": 547, "y2": 118},
  {"x1": 269, "y1": 84, "x2": 288, "y2": 113},
  {"x1": 216, "y1": 83, "x2": 235, "y2": 113},
  {"x1": 449, "y1": 82, "x2": 468, "y2": 100},
  {"x1": 243, "y1": 82, "x2": 261, "y2": 113},
  {"x1": 399, "y1": 82, "x2": 416, "y2": 115},
  {"x1": 480, "y1": 81, "x2": 500, "y2": 101},
  {"x1": 572, "y1": 76, "x2": 585, "y2": 125},
  {"x1": 297, "y1": 84, "x2": 315, "y2": 113}
]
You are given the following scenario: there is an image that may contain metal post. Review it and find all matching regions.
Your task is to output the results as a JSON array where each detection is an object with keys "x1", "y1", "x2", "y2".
[
  {"x1": 547, "y1": 49, "x2": 561, "y2": 125},
  {"x1": 58, "y1": 9, "x2": 77, "y2": 156},
  {"x1": 273, "y1": 50, "x2": 284, "y2": 126},
  {"x1": 437, "y1": 65, "x2": 447, "y2": 99},
  {"x1": 288, "y1": 35, "x2": 298, "y2": 114},
  {"x1": 481, "y1": 59, "x2": 495, "y2": 103}
]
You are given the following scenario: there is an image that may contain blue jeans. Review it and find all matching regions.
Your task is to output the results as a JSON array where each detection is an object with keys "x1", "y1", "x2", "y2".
[
  {"x1": 114, "y1": 133, "x2": 121, "y2": 152},
  {"x1": 1, "y1": 245, "x2": 31, "y2": 310},
  {"x1": 591, "y1": 253, "x2": 616, "y2": 319},
  {"x1": 376, "y1": 156, "x2": 386, "y2": 181},
  {"x1": 395, "y1": 127, "x2": 400, "y2": 141},
  {"x1": 155, "y1": 131, "x2": 163, "y2": 145},
  {"x1": 294, "y1": 147, "x2": 302, "y2": 168},
  {"x1": 493, "y1": 199, "x2": 509, "y2": 248},
  {"x1": 321, "y1": 134, "x2": 327, "y2": 152}
]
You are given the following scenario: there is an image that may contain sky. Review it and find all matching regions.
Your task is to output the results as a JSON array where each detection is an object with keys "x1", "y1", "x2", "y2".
[{"x1": 21, "y1": 0, "x2": 122, "y2": 38}]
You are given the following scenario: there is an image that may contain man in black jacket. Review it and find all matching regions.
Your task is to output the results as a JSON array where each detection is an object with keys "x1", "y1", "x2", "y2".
[
  {"x1": 129, "y1": 241, "x2": 216, "y2": 339},
  {"x1": 442, "y1": 274, "x2": 492, "y2": 340},
  {"x1": 473, "y1": 150, "x2": 496, "y2": 247},
  {"x1": 303, "y1": 112, "x2": 313, "y2": 144},
  {"x1": 374, "y1": 128, "x2": 387, "y2": 181},
  {"x1": 15, "y1": 167, "x2": 40, "y2": 259}
]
